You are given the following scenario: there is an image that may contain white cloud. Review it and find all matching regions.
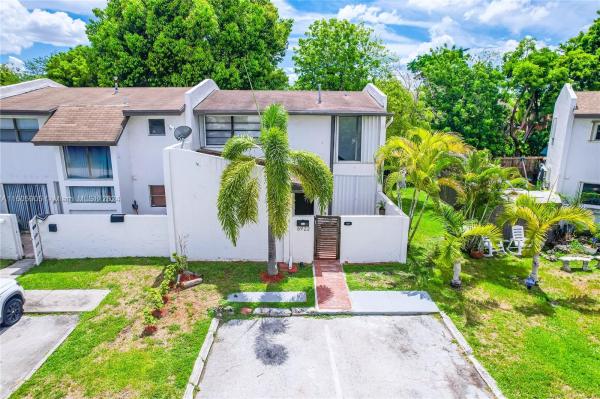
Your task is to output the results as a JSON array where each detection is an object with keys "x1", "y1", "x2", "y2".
[
  {"x1": 0, "y1": 0, "x2": 88, "y2": 54},
  {"x1": 337, "y1": 4, "x2": 430, "y2": 28},
  {"x1": 473, "y1": 0, "x2": 550, "y2": 33},
  {"x1": 20, "y1": 0, "x2": 106, "y2": 16},
  {"x1": 6, "y1": 56, "x2": 25, "y2": 73}
]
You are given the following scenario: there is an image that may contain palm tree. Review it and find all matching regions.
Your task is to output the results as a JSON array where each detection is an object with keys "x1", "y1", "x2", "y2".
[
  {"x1": 460, "y1": 150, "x2": 528, "y2": 222},
  {"x1": 498, "y1": 195, "x2": 596, "y2": 283},
  {"x1": 435, "y1": 203, "x2": 502, "y2": 287},
  {"x1": 217, "y1": 104, "x2": 333, "y2": 275},
  {"x1": 375, "y1": 128, "x2": 470, "y2": 246}
]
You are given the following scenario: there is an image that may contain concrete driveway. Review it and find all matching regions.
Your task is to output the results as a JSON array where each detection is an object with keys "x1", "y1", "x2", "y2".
[
  {"x1": 198, "y1": 316, "x2": 493, "y2": 399},
  {"x1": 0, "y1": 315, "x2": 78, "y2": 399}
]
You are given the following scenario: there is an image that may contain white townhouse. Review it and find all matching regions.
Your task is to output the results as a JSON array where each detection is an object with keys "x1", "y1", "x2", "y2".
[
  {"x1": 545, "y1": 83, "x2": 600, "y2": 222},
  {"x1": 1, "y1": 79, "x2": 409, "y2": 264}
]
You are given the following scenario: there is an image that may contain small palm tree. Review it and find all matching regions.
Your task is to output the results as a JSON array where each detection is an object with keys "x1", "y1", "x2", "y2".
[
  {"x1": 436, "y1": 203, "x2": 501, "y2": 287},
  {"x1": 375, "y1": 128, "x2": 469, "y2": 246},
  {"x1": 217, "y1": 104, "x2": 333, "y2": 275},
  {"x1": 498, "y1": 195, "x2": 596, "y2": 283}
]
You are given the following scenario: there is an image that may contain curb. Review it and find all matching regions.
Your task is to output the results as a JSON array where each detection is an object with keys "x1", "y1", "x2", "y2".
[
  {"x1": 440, "y1": 311, "x2": 506, "y2": 399},
  {"x1": 183, "y1": 318, "x2": 219, "y2": 399}
]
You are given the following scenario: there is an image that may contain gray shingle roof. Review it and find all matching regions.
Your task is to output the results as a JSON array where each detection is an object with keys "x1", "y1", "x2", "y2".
[{"x1": 574, "y1": 91, "x2": 600, "y2": 117}]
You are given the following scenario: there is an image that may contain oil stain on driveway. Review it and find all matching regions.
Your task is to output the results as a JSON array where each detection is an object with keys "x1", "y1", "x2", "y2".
[{"x1": 197, "y1": 315, "x2": 493, "y2": 399}]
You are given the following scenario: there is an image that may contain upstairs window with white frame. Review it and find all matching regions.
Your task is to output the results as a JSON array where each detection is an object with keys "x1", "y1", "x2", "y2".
[
  {"x1": 0, "y1": 118, "x2": 39, "y2": 142},
  {"x1": 64, "y1": 146, "x2": 113, "y2": 179},
  {"x1": 337, "y1": 116, "x2": 362, "y2": 162},
  {"x1": 204, "y1": 115, "x2": 261, "y2": 146},
  {"x1": 148, "y1": 119, "x2": 166, "y2": 136},
  {"x1": 592, "y1": 122, "x2": 600, "y2": 141}
]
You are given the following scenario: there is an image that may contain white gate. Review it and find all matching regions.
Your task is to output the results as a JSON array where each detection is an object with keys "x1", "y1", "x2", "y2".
[{"x1": 29, "y1": 217, "x2": 44, "y2": 265}]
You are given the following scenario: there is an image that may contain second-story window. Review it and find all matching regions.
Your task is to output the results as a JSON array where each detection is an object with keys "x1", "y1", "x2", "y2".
[
  {"x1": 148, "y1": 119, "x2": 166, "y2": 136},
  {"x1": 64, "y1": 146, "x2": 113, "y2": 179},
  {"x1": 592, "y1": 122, "x2": 600, "y2": 141},
  {"x1": 205, "y1": 115, "x2": 261, "y2": 146},
  {"x1": 0, "y1": 118, "x2": 39, "y2": 142},
  {"x1": 338, "y1": 116, "x2": 362, "y2": 161}
]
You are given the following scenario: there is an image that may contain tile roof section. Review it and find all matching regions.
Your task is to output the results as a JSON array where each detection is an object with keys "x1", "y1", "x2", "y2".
[
  {"x1": 574, "y1": 91, "x2": 600, "y2": 117},
  {"x1": 194, "y1": 90, "x2": 387, "y2": 115},
  {"x1": 31, "y1": 106, "x2": 127, "y2": 145},
  {"x1": 0, "y1": 87, "x2": 187, "y2": 115}
]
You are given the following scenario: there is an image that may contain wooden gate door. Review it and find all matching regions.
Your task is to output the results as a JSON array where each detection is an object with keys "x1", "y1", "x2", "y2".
[{"x1": 314, "y1": 216, "x2": 340, "y2": 260}]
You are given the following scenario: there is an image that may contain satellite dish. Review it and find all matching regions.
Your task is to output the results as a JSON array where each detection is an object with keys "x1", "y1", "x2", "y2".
[{"x1": 174, "y1": 125, "x2": 192, "y2": 148}]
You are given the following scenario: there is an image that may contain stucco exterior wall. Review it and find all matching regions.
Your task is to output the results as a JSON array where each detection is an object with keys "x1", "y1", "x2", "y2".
[
  {"x1": 36, "y1": 214, "x2": 169, "y2": 258},
  {"x1": 0, "y1": 214, "x2": 23, "y2": 260}
]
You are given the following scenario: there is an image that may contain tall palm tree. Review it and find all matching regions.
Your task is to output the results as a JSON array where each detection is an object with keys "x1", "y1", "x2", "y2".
[
  {"x1": 498, "y1": 195, "x2": 596, "y2": 283},
  {"x1": 217, "y1": 104, "x2": 333, "y2": 275},
  {"x1": 435, "y1": 203, "x2": 501, "y2": 287},
  {"x1": 375, "y1": 128, "x2": 470, "y2": 246},
  {"x1": 460, "y1": 150, "x2": 528, "y2": 222}
]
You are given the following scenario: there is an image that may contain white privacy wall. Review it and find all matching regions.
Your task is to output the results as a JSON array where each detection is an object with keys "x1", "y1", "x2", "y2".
[
  {"x1": 339, "y1": 192, "x2": 409, "y2": 263},
  {"x1": 164, "y1": 146, "x2": 270, "y2": 261},
  {"x1": 0, "y1": 214, "x2": 23, "y2": 259},
  {"x1": 35, "y1": 214, "x2": 169, "y2": 258}
]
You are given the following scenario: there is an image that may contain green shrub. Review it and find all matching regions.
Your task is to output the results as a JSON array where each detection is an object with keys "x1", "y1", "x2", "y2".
[
  {"x1": 143, "y1": 307, "x2": 157, "y2": 326},
  {"x1": 146, "y1": 288, "x2": 164, "y2": 310}
]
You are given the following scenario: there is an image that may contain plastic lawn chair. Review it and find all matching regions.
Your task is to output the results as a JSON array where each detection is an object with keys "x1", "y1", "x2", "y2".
[
  {"x1": 506, "y1": 225, "x2": 526, "y2": 256},
  {"x1": 482, "y1": 237, "x2": 506, "y2": 257}
]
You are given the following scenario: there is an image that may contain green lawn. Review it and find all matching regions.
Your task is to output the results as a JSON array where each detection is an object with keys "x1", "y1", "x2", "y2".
[
  {"x1": 345, "y1": 190, "x2": 600, "y2": 399},
  {"x1": 0, "y1": 259, "x2": 15, "y2": 269},
  {"x1": 14, "y1": 258, "x2": 314, "y2": 398}
]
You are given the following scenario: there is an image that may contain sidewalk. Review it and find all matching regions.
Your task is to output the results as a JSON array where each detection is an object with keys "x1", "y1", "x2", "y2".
[
  {"x1": 0, "y1": 258, "x2": 35, "y2": 279},
  {"x1": 314, "y1": 260, "x2": 352, "y2": 310}
]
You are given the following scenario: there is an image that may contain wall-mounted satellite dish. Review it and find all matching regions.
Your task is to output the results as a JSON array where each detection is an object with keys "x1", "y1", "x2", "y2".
[{"x1": 174, "y1": 125, "x2": 192, "y2": 147}]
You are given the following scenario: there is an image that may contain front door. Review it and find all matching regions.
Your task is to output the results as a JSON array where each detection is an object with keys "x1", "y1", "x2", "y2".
[
  {"x1": 314, "y1": 216, "x2": 340, "y2": 260},
  {"x1": 3, "y1": 184, "x2": 51, "y2": 230}
]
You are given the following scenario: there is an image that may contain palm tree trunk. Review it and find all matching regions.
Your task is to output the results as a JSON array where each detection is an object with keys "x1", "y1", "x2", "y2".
[
  {"x1": 530, "y1": 253, "x2": 540, "y2": 282},
  {"x1": 451, "y1": 261, "x2": 462, "y2": 287},
  {"x1": 408, "y1": 194, "x2": 429, "y2": 246},
  {"x1": 267, "y1": 225, "x2": 278, "y2": 276}
]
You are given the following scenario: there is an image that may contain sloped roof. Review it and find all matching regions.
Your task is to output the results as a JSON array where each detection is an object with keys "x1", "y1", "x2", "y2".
[
  {"x1": 31, "y1": 106, "x2": 127, "y2": 145},
  {"x1": 0, "y1": 87, "x2": 187, "y2": 115},
  {"x1": 194, "y1": 90, "x2": 387, "y2": 115},
  {"x1": 574, "y1": 91, "x2": 600, "y2": 117}
]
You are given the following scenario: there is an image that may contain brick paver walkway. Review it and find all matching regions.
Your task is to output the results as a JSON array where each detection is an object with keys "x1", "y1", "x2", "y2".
[{"x1": 314, "y1": 260, "x2": 352, "y2": 310}]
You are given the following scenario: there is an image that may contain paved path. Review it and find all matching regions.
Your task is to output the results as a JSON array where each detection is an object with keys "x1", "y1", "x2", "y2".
[
  {"x1": 24, "y1": 289, "x2": 110, "y2": 313},
  {"x1": 0, "y1": 315, "x2": 79, "y2": 399},
  {"x1": 0, "y1": 258, "x2": 35, "y2": 279},
  {"x1": 314, "y1": 260, "x2": 351, "y2": 310},
  {"x1": 349, "y1": 290, "x2": 440, "y2": 314},
  {"x1": 198, "y1": 316, "x2": 493, "y2": 399}
]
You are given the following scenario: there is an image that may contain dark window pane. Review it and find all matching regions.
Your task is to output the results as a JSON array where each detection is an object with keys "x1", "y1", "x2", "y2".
[
  {"x1": 294, "y1": 192, "x2": 314, "y2": 215},
  {"x1": 595, "y1": 125, "x2": 600, "y2": 140},
  {"x1": 64, "y1": 146, "x2": 112, "y2": 179},
  {"x1": 150, "y1": 185, "x2": 166, "y2": 207},
  {"x1": 338, "y1": 116, "x2": 361, "y2": 161},
  {"x1": 64, "y1": 146, "x2": 90, "y2": 178},
  {"x1": 69, "y1": 186, "x2": 115, "y2": 203},
  {"x1": 15, "y1": 118, "x2": 38, "y2": 131},
  {"x1": 581, "y1": 183, "x2": 600, "y2": 205},
  {"x1": 18, "y1": 130, "x2": 37, "y2": 142},
  {"x1": 148, "y1": 119, "x2": 165, "y2": 135},
  {"x1": 89, "y1": 147, "x2": 112, "y2": 178},
  {"x1": 0, "y1": 129, "x2": 18, "y2": 142}
]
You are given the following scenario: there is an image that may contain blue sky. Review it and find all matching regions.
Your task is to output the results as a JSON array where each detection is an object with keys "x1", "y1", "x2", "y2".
[{"x1": 2, "y1": 0, "x2": 598, "y2": 79}]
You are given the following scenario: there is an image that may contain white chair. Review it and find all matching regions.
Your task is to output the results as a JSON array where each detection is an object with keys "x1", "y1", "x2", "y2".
[
  {"x1": 506, "y1": 225, "x2": 526, "y2": 256},
  {"x1": 482, "y1": 237, "x2": 506, "y2": 257}
]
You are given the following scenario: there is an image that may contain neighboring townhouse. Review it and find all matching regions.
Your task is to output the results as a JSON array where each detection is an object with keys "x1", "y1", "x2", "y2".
[{"x1": 545, "y1": 83, "x2": 600, "y2": 222}]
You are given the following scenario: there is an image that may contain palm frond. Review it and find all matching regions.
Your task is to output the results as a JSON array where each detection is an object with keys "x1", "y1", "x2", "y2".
[
  {"x1": 289, "y1": 151, "x2": 333, "y2": 214},
  {"x1": 261, "y1": 104, "x2": 288, "y2": 131},
  {"x1": 222, "y1": 135, "x2": 258, "y2": 160},
  {"x1": 546, "y1": 206, "x2": 596, "y2": 233}
]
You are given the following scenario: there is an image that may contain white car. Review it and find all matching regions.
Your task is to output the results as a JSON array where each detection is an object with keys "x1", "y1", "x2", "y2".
[{"x1": 0, "y1": 278, "x2": 25, "y2": 327}]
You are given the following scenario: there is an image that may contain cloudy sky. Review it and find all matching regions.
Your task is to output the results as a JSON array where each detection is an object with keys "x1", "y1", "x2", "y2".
[{"x1": 1, "y1": 0, "x2": 598, "y2": 77}]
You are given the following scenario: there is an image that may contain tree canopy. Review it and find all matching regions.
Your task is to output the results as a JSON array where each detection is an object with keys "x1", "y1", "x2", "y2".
[
  {"x1": 47, "y1": 0, "x2": 292, "y2": 89},
  {"x1": 293, "y1": 19, "x2": 393, "y2": 90}
]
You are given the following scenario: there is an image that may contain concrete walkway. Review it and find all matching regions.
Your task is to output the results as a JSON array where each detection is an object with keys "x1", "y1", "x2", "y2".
[
  {"x1": 0, "y1": 258, "x2": 35, "y2": 279},
  {"x1": 314, "y1": 260, "x2": 352, "y2": 310},
  {"x1": 349, "y1": 290, "x2": 440, "y2": 314},
  {"x1": 24, "y1": 289, "x2": 110, "y2": 313}
]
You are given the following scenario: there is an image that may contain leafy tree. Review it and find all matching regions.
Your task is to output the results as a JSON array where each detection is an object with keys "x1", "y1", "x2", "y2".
[
  {"x1": 559, "y1": 11, "x2": 600, "y2": 91},
  {"x1": 498, "y1": 195, "x2": 596, "y2": 283},
  {"x1": 86, "y1": 0, "x2": 291, "y2": 88},
  {"x1": 376, "y1": 128, "x2": 469, "y2": 246},
  {"x1": 23, "y1": 56, "x2": 49, "y2": 79},
  {"x1": 293, "y1": 19, "x2": 393, "y2": 90},
  {"x1": 503, "y1": 38, "x2": 568, "y2": 155},
  {"x1": 217, "y1": 104, "x2": 333, "y2": 275},
  {"x1": 375, "y1": 75, "x2": 432, "y2": 137},
  {"x1": 0, "y1": 65, "x2": 21, "y2": 86},
  {"x1": 435, "y1": 203, "x2": 501, "y2": 287},
  {"x1": 408, "y1": 47, "x2": 510, "y2": 156},
  {"x1": 46, "y1": 46, "x2": 97, "y2": 87}
]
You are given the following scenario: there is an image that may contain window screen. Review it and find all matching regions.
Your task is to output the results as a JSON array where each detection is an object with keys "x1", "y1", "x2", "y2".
[
  {"x1": 148, "y1": 119, "x2": 166, "y2": 136},
  {"x1": 149, "y1": 185, "x2": 166, "y2": 207},
  {"x1": 205, "y1": 115, "x2": 261, "y2": 146},
  {"x1": 338, "y1": 116, "x2": 361, "y2": 161}
]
